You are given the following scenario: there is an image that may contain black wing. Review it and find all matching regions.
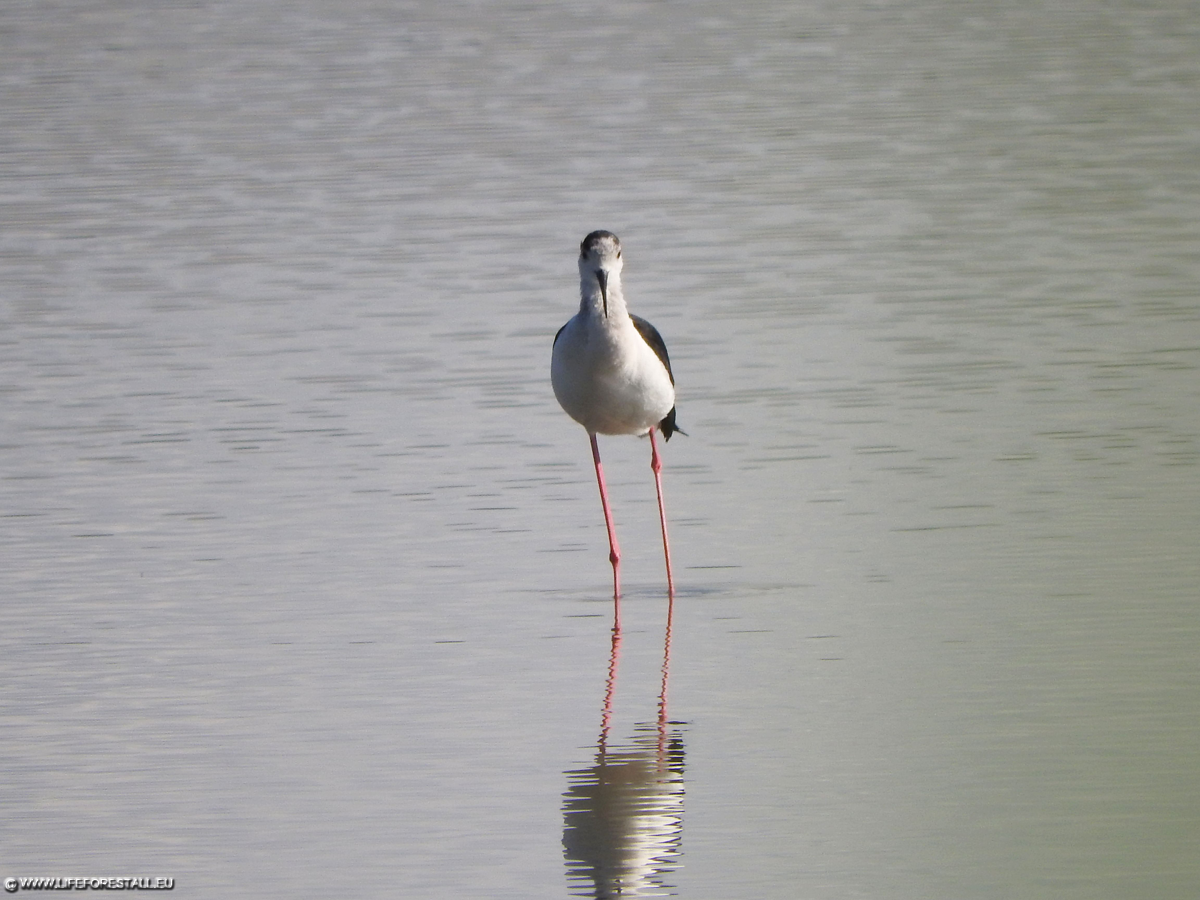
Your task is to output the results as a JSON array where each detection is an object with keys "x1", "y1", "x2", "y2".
[
  {"x1": 631, "y1": 314, "x2": 686, "y2": 441},
  {"x1": 630, "y1": 314, "x2": 674, "y2": 384}
]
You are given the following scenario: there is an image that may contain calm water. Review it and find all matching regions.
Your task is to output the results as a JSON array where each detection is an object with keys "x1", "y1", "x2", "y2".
[{"x1": 2, "y1": 1, "x2": 1198, "y2": 897}]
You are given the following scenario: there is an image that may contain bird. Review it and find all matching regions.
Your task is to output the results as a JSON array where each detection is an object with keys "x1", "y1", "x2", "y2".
[{"x1": 552, "y1": 230, "x2": 684, "y2": 602}]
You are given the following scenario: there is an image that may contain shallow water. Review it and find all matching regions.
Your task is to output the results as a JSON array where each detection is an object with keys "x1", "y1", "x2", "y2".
[{"x1": 2, "y1": 1, "x2": 1198, "y2": 897}]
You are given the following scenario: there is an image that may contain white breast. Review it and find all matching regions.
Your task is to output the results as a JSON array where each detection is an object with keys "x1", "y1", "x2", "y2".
[{"x1": 552, "y1": 315, "x2": 675, "y2": 436}]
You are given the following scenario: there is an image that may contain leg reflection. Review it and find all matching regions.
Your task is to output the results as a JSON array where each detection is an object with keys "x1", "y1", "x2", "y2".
[{"x1": 563, "y1": 598, "x2": 685, "y2": 897}]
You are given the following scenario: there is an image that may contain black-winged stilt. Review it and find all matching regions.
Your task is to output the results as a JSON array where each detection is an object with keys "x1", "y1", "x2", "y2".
[{"x1": 551, "y1": 230, "x2": 684, "y2": 601}]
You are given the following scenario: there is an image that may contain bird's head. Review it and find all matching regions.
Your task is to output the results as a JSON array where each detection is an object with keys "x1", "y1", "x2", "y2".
[{"x1": 579, "y1": 230, "x2": 623, "y2": 317}]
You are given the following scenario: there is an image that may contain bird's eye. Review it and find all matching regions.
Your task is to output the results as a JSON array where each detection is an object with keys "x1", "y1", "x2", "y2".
[{"x1": 616, "y1": 250, "x2": 621, "y2": 259}]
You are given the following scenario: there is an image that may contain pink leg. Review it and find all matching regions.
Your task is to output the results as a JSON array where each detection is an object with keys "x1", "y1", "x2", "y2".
[
  {"x1": 590, "y1": 433, "x2": 621, "y2": 603},
  {"x1": 648, "y1": 428, "x2": 676, "y2": 597}
]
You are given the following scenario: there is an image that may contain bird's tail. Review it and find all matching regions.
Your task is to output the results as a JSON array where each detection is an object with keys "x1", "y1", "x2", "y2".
[{"x1": 659, "y1": 407, "x2": 686, "y2": 441}]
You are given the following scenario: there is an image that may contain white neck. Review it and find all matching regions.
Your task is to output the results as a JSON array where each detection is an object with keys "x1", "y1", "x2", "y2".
[{"x1": 579, "y1": 270, "x2": 628, "y2": 320}]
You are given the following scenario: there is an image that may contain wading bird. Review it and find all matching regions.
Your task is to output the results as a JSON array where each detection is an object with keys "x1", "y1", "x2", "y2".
[{"x1": 551, "y1": 231, "x2": 683, "y2": 601}]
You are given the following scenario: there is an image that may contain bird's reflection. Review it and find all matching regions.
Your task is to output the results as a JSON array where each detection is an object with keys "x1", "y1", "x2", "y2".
[{"x1": 563, "y1": 596, "x2": 685, "y2": 897}]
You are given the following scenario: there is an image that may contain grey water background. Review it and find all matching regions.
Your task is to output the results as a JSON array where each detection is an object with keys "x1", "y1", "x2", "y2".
[{"x1": 3, "y1": 0, "x2": 1198, "y2": 896}]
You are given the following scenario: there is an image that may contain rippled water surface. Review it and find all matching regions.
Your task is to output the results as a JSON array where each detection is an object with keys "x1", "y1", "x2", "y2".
[{"x1": 3, "y1": 1, "x2": 1198, "y2": 897}]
